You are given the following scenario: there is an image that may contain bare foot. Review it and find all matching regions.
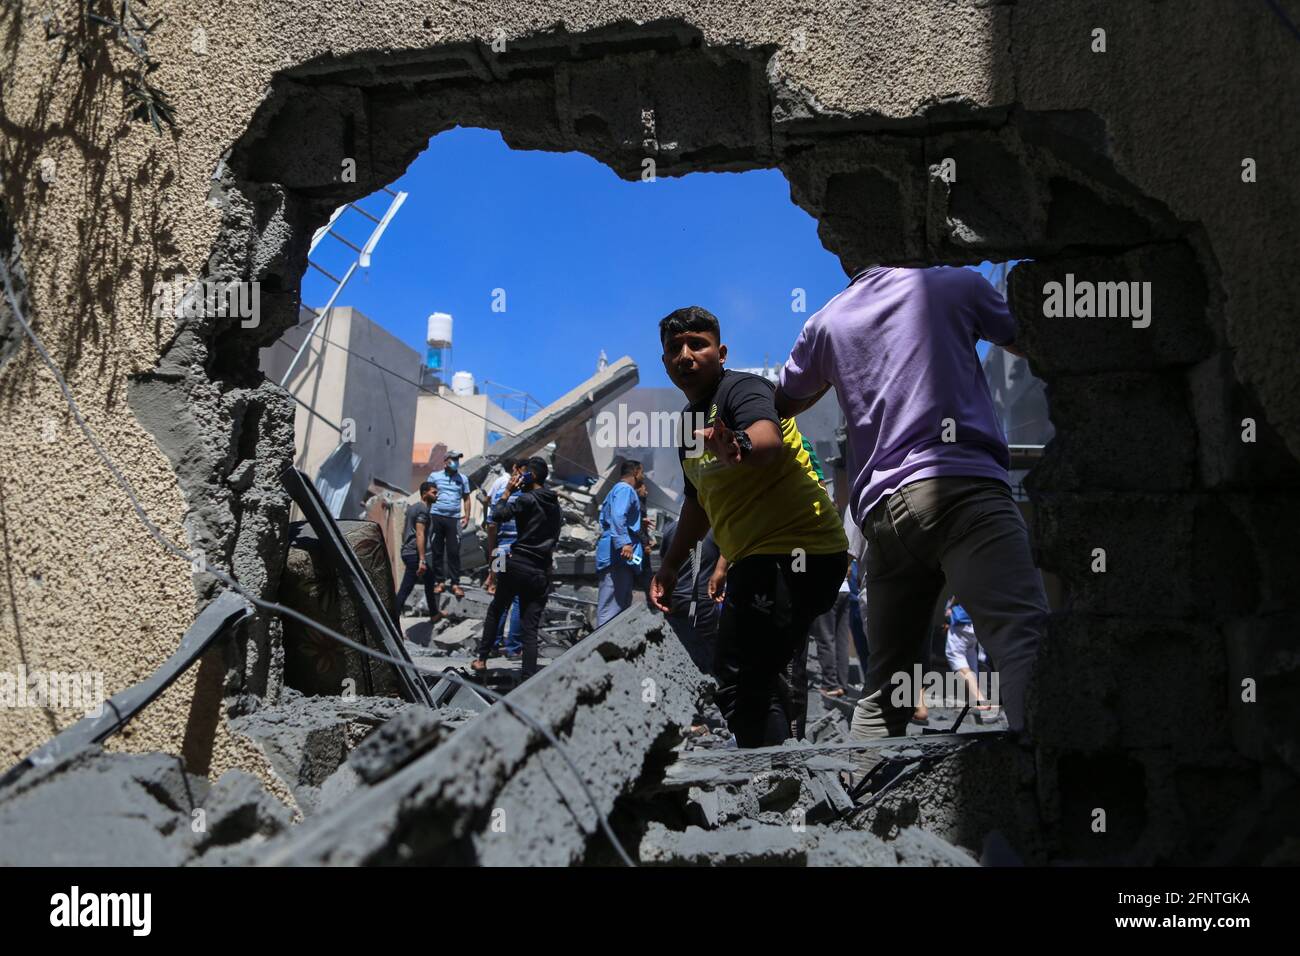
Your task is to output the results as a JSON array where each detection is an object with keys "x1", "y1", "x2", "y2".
[{"x1": 451, "y1": 585, "x2": 466, "y2": 599}]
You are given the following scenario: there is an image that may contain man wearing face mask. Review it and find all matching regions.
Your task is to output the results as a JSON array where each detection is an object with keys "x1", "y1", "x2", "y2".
[{"x1": 426, "y1": 450, "x2": 472, "y2": 600}]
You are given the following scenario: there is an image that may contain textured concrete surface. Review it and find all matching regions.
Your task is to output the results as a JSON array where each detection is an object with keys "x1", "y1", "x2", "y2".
[
  {"x1": 0, "y1": 747, "x2": 292, "y2": 866},
  {"x1": 1, "y1": 1, "x2": 1296, "y2": 863},
  {"x1": 638, "y1": 821, "x2": 978, "y2": 866},
  {"x1": 255, "y1": 605, "x2": 708, "y2": 865}
]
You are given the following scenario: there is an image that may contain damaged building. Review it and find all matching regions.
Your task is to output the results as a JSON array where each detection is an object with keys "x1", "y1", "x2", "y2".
[{"x1": 1, "y1": 0, "x2": 1298, "y2": 870}]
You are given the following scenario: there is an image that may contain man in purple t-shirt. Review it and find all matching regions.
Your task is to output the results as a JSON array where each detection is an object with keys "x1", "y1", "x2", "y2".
[{"x1": 775, "y1": 265, "x2": 1047, "y2": 741}]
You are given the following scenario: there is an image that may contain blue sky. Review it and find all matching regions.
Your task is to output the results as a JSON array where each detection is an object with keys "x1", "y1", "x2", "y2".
[{"x1": 303, "y1": 127, "x2": 1001, "y2": 406}]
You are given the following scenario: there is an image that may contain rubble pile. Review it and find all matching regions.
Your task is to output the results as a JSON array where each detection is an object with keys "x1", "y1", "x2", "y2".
[
  {"x1": 0, "y1": 356, "x2": 1009, "y2": 867},
  {"x1": 0, "y1": 600, "x2": 1012, "y2": 867}
]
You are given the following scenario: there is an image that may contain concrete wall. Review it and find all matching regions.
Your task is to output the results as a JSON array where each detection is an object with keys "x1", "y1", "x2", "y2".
[
  {"x1": 260, "y1": 306, "x2": 421, "y2": 518},
  {"x1": 1, "y1": 1, "x2": 1296, "y2": 859},
  {"x1": 413, "y1": 390, "x2": 521, "y2": 466}
]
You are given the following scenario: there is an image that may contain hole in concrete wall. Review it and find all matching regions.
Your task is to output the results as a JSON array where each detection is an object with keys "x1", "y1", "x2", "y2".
[{"x1": 130, "y1": 20, "x2": 1298, "y2": 861}]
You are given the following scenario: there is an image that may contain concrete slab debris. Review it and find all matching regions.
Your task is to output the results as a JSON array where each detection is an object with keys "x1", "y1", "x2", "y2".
[
  {"x1": 637, "y1": 821, "x2": 977, "y2": 867},
  {"x1": 254, "y1": 605, "x2": 709, "y2": 865},
  {"x1": 0, "y1": 749, "x2": 293, "y2": 867}
]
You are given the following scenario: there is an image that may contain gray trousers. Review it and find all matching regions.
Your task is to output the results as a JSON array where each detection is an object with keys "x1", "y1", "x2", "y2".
[
  {"x1": 850, "y1": 476, "x2": 1046, "y2": 740},
  {"x1": 809, "y1": 591, "x2": 853, "y2": 690},
  {"x1": 596, "y1": 562, "x2": 636, "y2": 627}
]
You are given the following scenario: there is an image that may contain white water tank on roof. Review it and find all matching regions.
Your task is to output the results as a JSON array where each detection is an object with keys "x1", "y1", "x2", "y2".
[
  {"x1": 427, "y1": 312, "x2": 453, "y2": 348},
  {"x1": 451, "y1": 371, "x2": 475, "y2": 396}
]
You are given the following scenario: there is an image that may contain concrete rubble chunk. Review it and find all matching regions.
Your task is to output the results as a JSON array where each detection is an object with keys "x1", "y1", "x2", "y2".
[
  {"x1": 0, "y1": 749, "x2": 292, "y2": 867},
  {"x1": 432, "y1": 618, "x2": 482, "y2": 647},
  {"x1": 254, "y1": 605, "x2": 709, "y2": 866},
  {"x1": 229, "y1": 691, "x2": 416, "y2": 815},
  {"x1": 345, "y1": 707, "x2": 455, "y2": 785},
  {"x1": 193, "y1": 770, "x2": 295, "y2": 856},
  {"x1": 637, "y1": 821, "x2": 973, "y2": 867},
  {"x1": 0, "y1": 750, "x2": 204, "y2": 866}
]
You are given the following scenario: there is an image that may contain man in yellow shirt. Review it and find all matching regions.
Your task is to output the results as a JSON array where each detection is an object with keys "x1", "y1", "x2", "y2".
[{"x1": 650, "y1": 306, "x2": 848, "y2": 747}]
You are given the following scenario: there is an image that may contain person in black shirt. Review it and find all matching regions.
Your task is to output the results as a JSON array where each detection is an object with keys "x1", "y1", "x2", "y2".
[
  {"x1": 394, "y1": 481, "x2": 439, "y2": 622},
  {"x1": 470, "y1": 457, "x2": 562, "y2": 680},
  {"x1": 650, "y1": 306, "x2": 849, "y2": 747}
]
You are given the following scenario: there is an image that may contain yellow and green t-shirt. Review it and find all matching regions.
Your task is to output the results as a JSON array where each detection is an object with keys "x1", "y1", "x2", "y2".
[{"x1": 679, "y1": 370, "x2": 848, "y2": 562}]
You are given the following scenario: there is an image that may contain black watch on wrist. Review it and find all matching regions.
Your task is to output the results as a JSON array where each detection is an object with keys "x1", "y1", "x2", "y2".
[{"x1": 734, "y1": 428, "x2": 753, "y2": 460}]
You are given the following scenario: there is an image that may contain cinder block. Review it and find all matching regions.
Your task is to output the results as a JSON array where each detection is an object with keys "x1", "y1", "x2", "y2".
[
  {"x1": 1033, "y1": 493, "x2": 1199, "y2": 618},
  {"x1": 1030, "y1": 615, "x2": 1231, "y2": 756},
  {"x1": 1008, "y1": 244, "x2": 1214, "y2": 373},
  {"x1": 1030, "y1": 371, "x2": 1196, "y2": 493},
  {"x1": 780, "y1": 135, "x2": 927, "y2": 270},
  {"x1": 926, "y1": 129, "x2": 1048, "y2": 256},
  {"x1": 1187, "y1": 351, "x2": 1300, "y2": 491},
  {"x1": 244, "y1": 83, "x2": 370, "y2": 190}
]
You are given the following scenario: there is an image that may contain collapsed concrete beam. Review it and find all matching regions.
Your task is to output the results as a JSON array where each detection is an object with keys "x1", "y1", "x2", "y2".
[
  {"x1": 462, "y1": 356, "x2": 638, "y2": 486},
  {"x1": 254, "y1": 605, "x2": 707, "y2": 865}
]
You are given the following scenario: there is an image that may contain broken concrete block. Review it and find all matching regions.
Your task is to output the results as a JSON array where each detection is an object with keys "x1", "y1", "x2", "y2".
[
  {"x1": 892, "y1": 826, "x2": 981, "y2": 867},
  {"x1": 638, "y1": 820, "x2": 976, "y2": 867},
  {"x1": 0, "y1": 750, "x2": 205, "y2": 866},
  {"x1": 229, "y1": 691, "x2": 414, "y2": 815},
  {"x1": 559, "y1": 523, "x2": 598, "y2": 549},
  {"x1": 253, "y1": 605, "x2": 709, "y2": 865},
  {"x1": 345, "y1": 707, "x2": 454, "y2": 785},
  {"x1": 432, "y1": 618, "x2": 483, "y2": 647},
  {"x1": 639, "y1": 820, "x2": 804, "y2": 866},
  {"x1": 194, "y1": 770, "x2": 294, "y2": 853}
]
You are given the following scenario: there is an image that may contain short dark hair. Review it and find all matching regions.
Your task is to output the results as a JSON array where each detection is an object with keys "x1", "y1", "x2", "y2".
[
  {"x1": 659, "y1": 306, "x2": 720, "y2": 348},
  {"x1": 526, "y1": 456, "x2": 549, "y2": 484},
  {"x1": 498, "y1": 458, "x2": 517, "y2": 472},
  {"x1": 419, "y1": 481, "x2": 436, "y2": 495},
  {"x1": 620, "y1": 459, "x2": 642, "y2": 477}
]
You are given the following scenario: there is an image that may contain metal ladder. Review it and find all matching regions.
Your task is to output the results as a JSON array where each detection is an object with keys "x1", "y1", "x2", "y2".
[{"x1": 278, "y1": 186, "x2": 408, "y2": 388}]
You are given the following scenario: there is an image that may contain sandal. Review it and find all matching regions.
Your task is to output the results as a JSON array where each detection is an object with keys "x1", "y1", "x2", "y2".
[
  {"x1": 432, "y1": 583, "x2": 445, "y2": 594},
  {"x1": 450, "y1": 585, "x2": 466, "y2": 599},
  {"x1": 469, "y1": 659, "x2": 488, "y2": 674}
]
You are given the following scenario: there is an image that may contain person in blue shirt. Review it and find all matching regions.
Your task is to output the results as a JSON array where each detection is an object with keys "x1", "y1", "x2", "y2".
[
  {"x1": 595, "y1": 459, "x2": 644, "y2": 627},
  {"x1": 426, "y1": 450, "x2": 472, "y2": 599},
  {"x1": 484, "y1": 459, "x2": 523, "y2": 656}
]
